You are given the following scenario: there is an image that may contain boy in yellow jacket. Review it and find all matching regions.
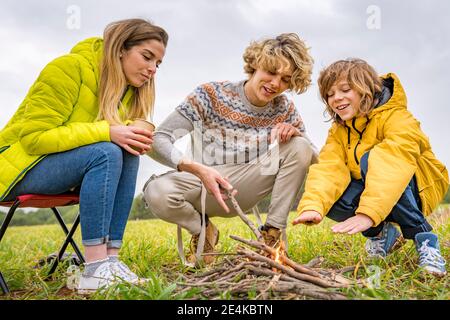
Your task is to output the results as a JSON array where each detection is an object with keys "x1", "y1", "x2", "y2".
[{"x1": 293, "y1": 58, "x2": 448, "y2": 276}]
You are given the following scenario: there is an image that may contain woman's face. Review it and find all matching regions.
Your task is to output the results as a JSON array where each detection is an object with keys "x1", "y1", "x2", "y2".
[
  {"x1": 245, "y1": 64, "x2": 293, "y2": 107},
  {"x1": 326, "y1": 80, "x2": 361, "y2": 121},
  {"x1": 120, "y1": 39, "x2": 166, "y2": 87}
]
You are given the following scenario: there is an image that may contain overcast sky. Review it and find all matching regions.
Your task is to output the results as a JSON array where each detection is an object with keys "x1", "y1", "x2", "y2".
[{"x1": 1, "y1": 0, "x2": 449, "y2": 195}]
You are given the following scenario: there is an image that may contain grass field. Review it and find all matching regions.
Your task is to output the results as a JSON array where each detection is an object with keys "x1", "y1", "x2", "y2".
[{"x1": 0, "y1": 208, "x2": 448, "y2": 300}]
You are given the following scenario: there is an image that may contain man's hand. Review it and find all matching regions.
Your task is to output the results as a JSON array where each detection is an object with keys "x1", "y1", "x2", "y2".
[
  {"x1": 178, "y1": 160, "x2": 237, "y2": 213},
  {"x1": 270, "y1": 123, "x2": 301, "y2": 144},
  {"x1": 331, "y1": 213, "x2": 374, "y2": 235},
  {"x1": 292, "y1": 210, "x2": 323, "y2": 226}
]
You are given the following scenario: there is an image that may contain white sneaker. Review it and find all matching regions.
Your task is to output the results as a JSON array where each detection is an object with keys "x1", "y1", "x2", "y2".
[
  {"x1": 109, "y1": 261, "x2": 150, "y2": 285},
  {"x1": 76, "y1": 261, "x2": 117, "y2": 295}
]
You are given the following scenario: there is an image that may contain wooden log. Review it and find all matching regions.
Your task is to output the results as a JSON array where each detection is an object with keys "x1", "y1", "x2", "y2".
[
  {"x1": 238, "y1": 248, "x2": 346, "y2": 288},
  {"x1": 271, "y1": 282, "x2": 347, "y2": 300},
  {"x1": 245, "y1": 265, "x2": 323, "y2": 291},
  {"x1": 193, "y1": 267, "x2": 227, "y2": 278},
  {"x1": 305, "y1": 256, "x2": 325, "y2": 268}
]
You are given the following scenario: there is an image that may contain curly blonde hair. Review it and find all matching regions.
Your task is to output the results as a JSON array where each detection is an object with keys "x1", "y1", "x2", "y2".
[
  {"x1": 243, "y1": 33, "x2": 313, "y2": 94},
  {"x1": 318, "y1": 58, "x2": 382, "y2": 124}
]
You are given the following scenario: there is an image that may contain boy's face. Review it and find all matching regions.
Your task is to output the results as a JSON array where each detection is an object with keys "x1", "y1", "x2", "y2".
[
  {"x1": 327, "y1": 80, "x2": 361, "y2": 121},
  {"x1": 245, "y1": 64, "x2": 293, "y2": 107}
]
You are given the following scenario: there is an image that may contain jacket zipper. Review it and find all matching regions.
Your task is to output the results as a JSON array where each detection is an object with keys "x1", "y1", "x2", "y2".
[
  {"x1": 351, "y1": 118, "x2": 362, "y2": 165},
  {"x1": 351, "y1": 117, "x2": 371, "y2": 165},
  {"x1": 0, "y1": 154, "x2": 46, "y2": 201},
  {"x1": 0, "y1": 146, "x2": 9, "y2": 154}
]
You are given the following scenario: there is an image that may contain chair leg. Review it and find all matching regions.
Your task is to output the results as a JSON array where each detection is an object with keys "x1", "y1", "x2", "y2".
[
  {"x1": 0, "y1": 199, "x2": 20, "y2": 294},
  {"x1": 0, "y1": 271, "x2": 10, "y2": 294},
  {"x1": 51, "y1": 208, "x2": 85, "y2": 263},
  {"x1": 47, "y1": 213, "x2": 83, "y2": 277},
  {"x1": 0, "y1": 199, "x2": 20, "y2": 242}
]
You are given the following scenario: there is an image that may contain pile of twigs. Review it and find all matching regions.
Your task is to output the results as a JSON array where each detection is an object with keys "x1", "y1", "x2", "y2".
[
  {"x1": 176, "y1": 235, "x2": 357, "y2": 300},
  {"x1": 175, "y1": 193, "x2": 359, "y2": 300}
]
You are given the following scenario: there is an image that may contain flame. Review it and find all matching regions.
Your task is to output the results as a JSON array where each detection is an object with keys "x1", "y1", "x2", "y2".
[{"x1": 272, "y1": 240, "x2": 286, "y2": 272}]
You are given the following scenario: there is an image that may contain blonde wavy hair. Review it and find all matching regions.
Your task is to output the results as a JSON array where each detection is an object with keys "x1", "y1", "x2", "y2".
[
  {"x1": 98, "y1": 18, "x2": 168, "y2": 125},
  {"x1": 243, "y1": 33, "x2": 313, "y2": 94},
  {"x1": 318, "y1": 58, "x2": 382, "y2": 124}
]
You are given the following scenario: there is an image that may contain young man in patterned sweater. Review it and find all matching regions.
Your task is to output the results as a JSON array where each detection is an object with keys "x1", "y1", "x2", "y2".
[{"x1": 144, "y1": 33, "x2": 317, "y2": 266}]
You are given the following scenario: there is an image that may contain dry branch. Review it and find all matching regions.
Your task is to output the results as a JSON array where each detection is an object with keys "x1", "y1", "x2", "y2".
[
  {"x1": 227, "y1": 191, "x2": 262, "y2": 240},
  {"x1": 230, "y1": 235, "x2": 323, "y2": 278},
  {"x1": 237, "y1": 248, "x2": 345, "y2": 288}
]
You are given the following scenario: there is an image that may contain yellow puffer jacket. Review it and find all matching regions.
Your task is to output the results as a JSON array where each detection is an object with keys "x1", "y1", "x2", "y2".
[
  {"x1": 297, "y1": 73, "x2": 449, "y2": 227},
  {"x1": 0, "y1": 37, "x2": 135, "y2": 200}
]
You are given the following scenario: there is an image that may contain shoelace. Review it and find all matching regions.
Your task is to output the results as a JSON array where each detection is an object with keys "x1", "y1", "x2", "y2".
[
  {"x1": 418, "y1": 240, "x2": 446, "y2": 267},
  {"x1": 110, "y1": 262, "x2": 139, "y2": 282},
  {"x1": 94, "y1": 263, "x2": 115, "y2": 286},
  {"x1": 366, "y1": 237, "x2": 387, "y2": 256}
]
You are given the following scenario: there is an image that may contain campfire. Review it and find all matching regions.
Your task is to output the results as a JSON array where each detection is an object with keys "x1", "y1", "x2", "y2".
[{"x1": 174, "y1": 192, "x2": 359, "y2": 300}]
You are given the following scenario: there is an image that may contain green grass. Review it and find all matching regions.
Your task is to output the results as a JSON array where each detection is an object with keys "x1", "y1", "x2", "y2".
[{"x1": 0, "y1": 209, "x2": 448, "y2": 300}]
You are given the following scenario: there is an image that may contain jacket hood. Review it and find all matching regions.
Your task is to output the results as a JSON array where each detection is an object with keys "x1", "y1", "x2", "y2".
[
  {"x1": 370, "y1": 73, "x2": 407, "y2": 116},
  {"x1": 344, "y1": 73, "x2": 408, "y2": 131},
  {"x1": 70, "y1": 37, "x2": 103, "y2": 83}
]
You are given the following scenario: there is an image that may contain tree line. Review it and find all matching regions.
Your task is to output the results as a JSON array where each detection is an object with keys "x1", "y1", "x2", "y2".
[{"x1": 2, "y1": 187, "x2": 450, "y2": 227}]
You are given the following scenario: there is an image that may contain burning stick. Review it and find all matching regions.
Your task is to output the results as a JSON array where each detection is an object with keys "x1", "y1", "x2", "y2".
[
  {"x1": 230, "y1": 235, "x2": 323, "y2": 278},
  {"x1": 237, "y1": 248, "x2": 346, "y2": 288},
  {"x1": 226, "y1": 190, "x2": 263, "y2": 241}
]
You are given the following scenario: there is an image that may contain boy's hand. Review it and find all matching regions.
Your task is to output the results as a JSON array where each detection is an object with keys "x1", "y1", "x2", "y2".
[
  {"x1": 331, "y1": 213, "x2": 374, "y2": 234},
  {"x1": 292, "y1": 210, "x2": 322, "y2": 226}
]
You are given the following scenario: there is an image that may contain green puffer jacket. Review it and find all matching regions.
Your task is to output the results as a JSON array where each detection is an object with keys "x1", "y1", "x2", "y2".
[{"x1": 0, "y1": 37, "x2": 134, "y2": 200}]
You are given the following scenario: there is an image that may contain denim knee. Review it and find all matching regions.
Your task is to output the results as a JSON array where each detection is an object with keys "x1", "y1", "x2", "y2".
[
  {"x1": 90, "y1": 142, "x2": 123, "y2": 168},
  {"x1": 360, "y1": 152, "x2": 370, "y2": 179},
  {"x1": 94, "y1": 142, "x2": 123, "y2": 159}
]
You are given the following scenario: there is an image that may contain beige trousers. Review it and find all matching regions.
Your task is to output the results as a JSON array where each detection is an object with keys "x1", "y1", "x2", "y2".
[{"x1": 143, "y1": 137, "x2": 315, "y2": 235}]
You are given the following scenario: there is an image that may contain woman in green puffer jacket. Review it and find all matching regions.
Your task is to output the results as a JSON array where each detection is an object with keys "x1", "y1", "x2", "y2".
[{"x1": 0, "y1": 18, "x2": 168, "y2": 293}]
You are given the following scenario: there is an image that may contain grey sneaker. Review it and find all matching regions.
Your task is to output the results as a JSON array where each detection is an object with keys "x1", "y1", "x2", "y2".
[
  {"x1": 109, "y1": 261, "x2": 150, "y2": 285},
  {"x1": 415, "y1": 232, "x2": 447, "y2": 277},
  {"x1": 76, "y1": 261, "x2": 116, "y2": 294},
  {"x1": 365, "y1": 222, "x2": 404, "y2": 258}
]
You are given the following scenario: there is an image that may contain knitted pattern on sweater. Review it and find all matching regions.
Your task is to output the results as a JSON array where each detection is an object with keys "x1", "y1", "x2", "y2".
[{"x1": 176, "y1": 80, "x2": 306, "y2": 165}]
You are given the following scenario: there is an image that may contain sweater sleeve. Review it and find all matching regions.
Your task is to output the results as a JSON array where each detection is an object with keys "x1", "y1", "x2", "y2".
[
  {"x1": 18, "y1": 55, "x2": 110, "y2": 155},
  {"x1": 297, "y1": 126, "x2": 351, "y2": 216},
  {"x1": 148, "y1": 110, "x2": 194, "y2": 169}
]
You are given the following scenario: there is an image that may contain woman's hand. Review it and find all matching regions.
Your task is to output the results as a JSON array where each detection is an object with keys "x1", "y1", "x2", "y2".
[
  {"x1": 178, "y1": 160, "x2": 237, "y2": 213},
  {"x1": 270, "y1": 123, "x2": 301, "y2": 144},
  {"x1": 331, "y1": 213, "x2": 374, "y2": 235},
  {"x1": 110, "y1": 125, "x2": 153, "y2": 156},
  {"x1": 292, "y1": 210, "x2": 323, "y2": 226}
]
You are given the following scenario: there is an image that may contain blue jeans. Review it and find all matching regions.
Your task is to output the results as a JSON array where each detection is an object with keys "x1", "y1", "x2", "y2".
[
  {"x1": 327, "y1": 152, "x2": 432, "y2": 239},
  {"x1": 5, "y1": 142, "x2": 139, "y2": 248}
]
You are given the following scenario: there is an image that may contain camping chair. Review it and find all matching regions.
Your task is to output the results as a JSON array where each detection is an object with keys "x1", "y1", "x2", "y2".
[{"x1": 0, "y1": 193, "x2": 85, "y2": 294}]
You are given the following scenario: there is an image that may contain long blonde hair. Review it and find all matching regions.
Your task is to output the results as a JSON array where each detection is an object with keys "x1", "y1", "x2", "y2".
[
  {"x1": 243, "y1": 33, "x2": 314, "y2": 94},
  {"x1": 318, "y1": 58, "x2": 382, "y2": 124},
  {"x1": 98, "y1": 19, "x2": 168, "y2": 125}
]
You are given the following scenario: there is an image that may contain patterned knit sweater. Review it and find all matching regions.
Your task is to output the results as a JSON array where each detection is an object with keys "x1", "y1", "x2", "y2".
[{"x1": 151, "y1": 80, "x2": 314, "y2": 168}]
